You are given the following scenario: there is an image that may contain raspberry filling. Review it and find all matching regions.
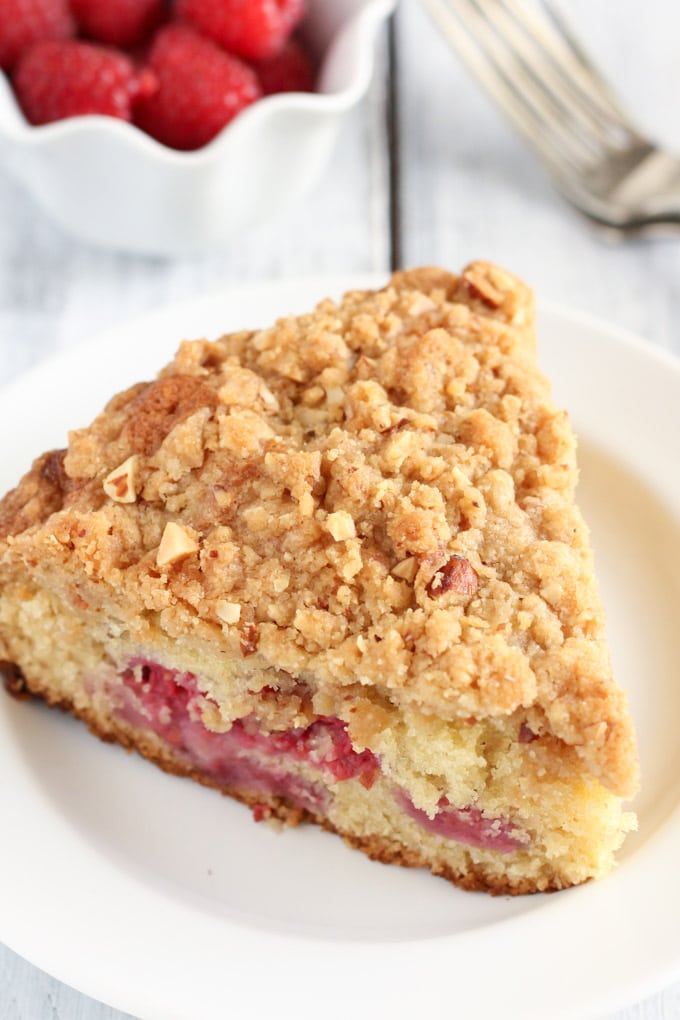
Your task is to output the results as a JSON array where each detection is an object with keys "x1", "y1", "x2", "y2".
[
  {"x1": 113, "y1": 661, "x2": 378, "y2": 816},
  {"x1": 110, "y1": 660, "x2": 525, "y2": 853},
  {"x1": 396, "y1": 791, "x2": 527, "y2": 855},
  {"x1": 232, "y1": 714, "x2": 379, "y2": 785}
]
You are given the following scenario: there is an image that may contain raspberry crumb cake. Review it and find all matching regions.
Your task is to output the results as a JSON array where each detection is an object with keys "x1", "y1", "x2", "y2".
[{"x1": 0, "y1": 263, "x2": 638, "y2": 894}]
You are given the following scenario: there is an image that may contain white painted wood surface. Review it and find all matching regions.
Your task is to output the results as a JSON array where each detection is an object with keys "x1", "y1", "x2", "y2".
[{"x1": 1, "y1": 2, "x2": 680, "y2": 1016}]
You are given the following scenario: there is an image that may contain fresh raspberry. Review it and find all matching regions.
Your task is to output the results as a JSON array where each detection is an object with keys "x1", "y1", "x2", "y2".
[
  {"x1": 13, "y1": 40, "x2": 156, "y2": 124},
  {"x1": 0, "y1": 0, "x2": 74, "y2": 70},
  {"x1": 256, "y1": 38, "x2": 314, "y2": 95},
  {"x1": 176, "y1": 0, "x2": 306, "y2": 61},
  {"x1": 134, "y1": 24, "x2": 261, "y2": 150},
  {"x1": 70, "y1": 0, "x2": 164, "y2": 48}
]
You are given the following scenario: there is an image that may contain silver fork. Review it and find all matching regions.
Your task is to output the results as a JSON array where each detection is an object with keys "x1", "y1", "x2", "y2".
[{"x1": 420, "y1": 0, "x2": 680, "y2": 237}]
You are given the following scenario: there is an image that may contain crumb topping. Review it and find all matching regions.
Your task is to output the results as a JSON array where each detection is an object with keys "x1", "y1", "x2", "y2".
[{"x1": 0, "y1": 262, "x2": 638, "y2": 795}]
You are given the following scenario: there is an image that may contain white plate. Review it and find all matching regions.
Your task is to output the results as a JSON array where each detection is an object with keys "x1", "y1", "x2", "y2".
[{"x1": 1, "y1": 276, "x2": 680, "y2": 1020}]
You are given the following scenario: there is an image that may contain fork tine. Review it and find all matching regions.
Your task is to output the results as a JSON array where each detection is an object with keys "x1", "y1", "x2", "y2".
[
  {"x1": 428, "y1": 0, "x2": 597, "y2": 172},
  {"x1": 422, "y1": 0, "x2": 680, "y2": 234},
  {"x1": 469, "y1": 0, "x2": 607, "y2": 152},
  {"x1": 494, "y1": 0, "x2": 642, "y2": 145},
  {"x1": 485, "y1": 0, "x2": 632, "y2": 147},
  {"x1": 543, "y1": 1, "x2": 642, "y2": 132}
]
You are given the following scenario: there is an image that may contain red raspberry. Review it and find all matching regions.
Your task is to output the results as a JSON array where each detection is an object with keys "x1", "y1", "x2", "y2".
[
  {"x1": 13, "y1": 40, "x2": 156, "y2": 124},
  {"x1": 70, "y1": 0, "x2": 164, "y2": 48},
  {"x1": 256, "y1": 38, "x2": 314, "y2": 95},
  {"x1": 0, "y1": 0, "x2": 74, "y2": 70},
  {"x1": 176, "y1": 0, "x2": 306, "y2": 61},
  {"x1": 134, "y1": 24, "x2": 261, "y2": 150}
]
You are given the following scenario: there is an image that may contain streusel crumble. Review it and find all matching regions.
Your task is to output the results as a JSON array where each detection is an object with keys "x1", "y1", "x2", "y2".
[{"x1": 0, "y1": 263, "x2": 638, "y2": 893}]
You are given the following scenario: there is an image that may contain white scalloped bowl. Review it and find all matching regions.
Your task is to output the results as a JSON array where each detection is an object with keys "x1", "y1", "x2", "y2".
[{"x1": 0, "y1": 0, "x2": 394, "y2": 254}]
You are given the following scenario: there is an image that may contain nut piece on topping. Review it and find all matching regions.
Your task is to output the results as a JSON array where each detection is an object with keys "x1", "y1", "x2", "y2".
[
  {"x1": 326, "y1": 510, "x2": 356, "y2": 542},
  {"x1": 426, "y1": 555, "x2": 479, "y2": 598},
  {"x1": 156, "y1": 521, "x2": 199, "y2": 567},
  {"x1": 102, "y1": 455, "x2": 139, "y2": 504},
  {"x1": 405, "y1": 293, "x2": 436, "y2": 317},
  {"x1": 392, "y1": 556, "x2": 418, "y2": 582},
  {"x1": 215, "y1": 600, "x2": 241, "y2": 624},
  {"x1": 461, "y1": 266, "x2": 506, "y2": 309}
]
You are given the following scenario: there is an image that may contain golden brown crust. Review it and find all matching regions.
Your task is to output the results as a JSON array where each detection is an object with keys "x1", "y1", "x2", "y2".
[
  {"x1": 338, "y1": 831, "x2": 565, "y2": 896},
  {"x1": 0, "y1": 659, "x2": 32, "y2": 700},
  {"x1": 0, "y1": 262, "x2": 638, "y2": 797},
  {"x1": 124, "y1": 375, "x2": 219, "y2": 456},
  {"x1": 0, "y1": 450, "x2": 69, "y2": 540}
]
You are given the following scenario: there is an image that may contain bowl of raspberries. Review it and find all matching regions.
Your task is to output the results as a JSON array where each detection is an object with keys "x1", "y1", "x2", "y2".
[{"x1": 0, "y1": 0, "x2": 395, "y2": 252}]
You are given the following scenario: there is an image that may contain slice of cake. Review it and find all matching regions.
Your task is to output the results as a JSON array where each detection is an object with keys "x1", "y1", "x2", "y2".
[{"x1": 0, "y1": 263, "x2": 638, "y2": 894}]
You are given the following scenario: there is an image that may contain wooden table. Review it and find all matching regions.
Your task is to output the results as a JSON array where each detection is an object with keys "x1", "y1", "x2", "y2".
[{"x1": 2, "y1": 1, "x2": 680, "y2": 1016}]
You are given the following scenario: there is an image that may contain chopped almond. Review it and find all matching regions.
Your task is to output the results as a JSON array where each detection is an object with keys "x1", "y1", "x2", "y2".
[
  {"x1": 103, "y1": 455, "x2": 139, "y2": 504},
  {"x1": 156, "y1": 522, "x2": 199, "y2": 567}
]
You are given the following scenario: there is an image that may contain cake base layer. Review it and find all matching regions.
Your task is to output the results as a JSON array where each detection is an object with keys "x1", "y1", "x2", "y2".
[{"x1": 2, "y1": 656, "x2": 630, "y2": 896}]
